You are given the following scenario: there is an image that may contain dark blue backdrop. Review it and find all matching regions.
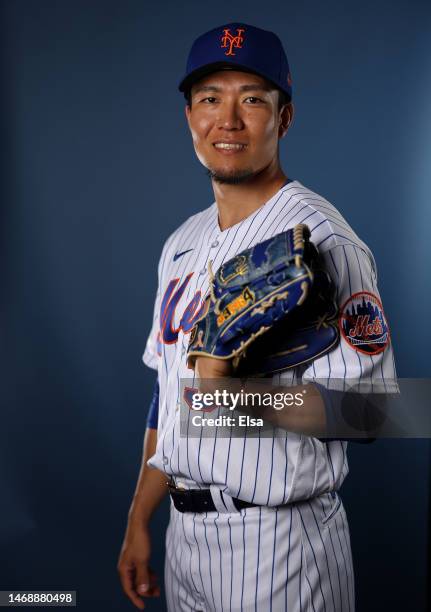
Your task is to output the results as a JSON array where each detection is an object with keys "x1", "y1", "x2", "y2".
[{"x1": 1, "y1": 1, "x2": 430, "y2": 610}]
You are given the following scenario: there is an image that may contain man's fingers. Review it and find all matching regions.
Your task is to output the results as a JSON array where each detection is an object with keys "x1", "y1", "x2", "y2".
[
  {"x1": 146, "y1": 568, "x2": 161, "y2": 597},
  {"x1": 135, "y1": 561, "x2": 150, "y2": 595},
  {"x1": 118, "y1": 563, "x2": 145, "y2": 610},
  {"x1": 136, "y1": 566, "x2": 160, "y2": 598}
]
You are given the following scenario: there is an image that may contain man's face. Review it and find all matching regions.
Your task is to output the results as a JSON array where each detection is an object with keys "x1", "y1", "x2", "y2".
[{"x1": 185, "y1": 70, "x2": 288, "y2": 184}]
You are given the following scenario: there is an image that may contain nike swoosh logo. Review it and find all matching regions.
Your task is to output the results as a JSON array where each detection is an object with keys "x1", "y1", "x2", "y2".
[{"x1": 173, "y1": 248, "x2": 194, "y2": 262}]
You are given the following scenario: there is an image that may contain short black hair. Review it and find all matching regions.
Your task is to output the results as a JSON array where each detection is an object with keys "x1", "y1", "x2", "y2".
[{"x1": 185, "y1": 87, "x2": 290, "y2": 112}]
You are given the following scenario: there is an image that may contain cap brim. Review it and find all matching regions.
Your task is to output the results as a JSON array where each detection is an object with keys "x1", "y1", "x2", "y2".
[{"x1": 178, "y1": 61, "x2": 282, "y2": 95}]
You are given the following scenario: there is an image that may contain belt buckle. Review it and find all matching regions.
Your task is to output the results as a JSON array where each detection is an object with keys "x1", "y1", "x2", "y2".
[
  {"x1": 167, "y1": 476, "x2": 177, "y2": 493},
  {"x1": 167, "y1": 477, "x2": 188, "y2": 493},
  {"x1": 168, "y1": 479, "x2": 192, "y2": 513}
]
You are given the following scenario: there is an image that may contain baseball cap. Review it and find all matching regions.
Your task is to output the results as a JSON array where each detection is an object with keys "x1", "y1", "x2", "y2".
[{"x1": 178, "y1": 22, "x2": 292, "y2": 101}]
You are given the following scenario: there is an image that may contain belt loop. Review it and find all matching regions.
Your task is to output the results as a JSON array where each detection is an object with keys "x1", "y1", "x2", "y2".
[
  {"x1": 210, "y1": 486, "x2": 241, "y2": 513},
  {"x1": 222, "y1": 491, "x2": 243, "y2": 513},
  {"x1": 210, "y1": 485, "x2": 239, "y2": 513}
]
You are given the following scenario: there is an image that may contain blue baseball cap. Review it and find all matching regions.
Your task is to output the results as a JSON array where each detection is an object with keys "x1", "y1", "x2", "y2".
[{"x1": 178, "y1": 22, "x2": 292, "y2": 101}]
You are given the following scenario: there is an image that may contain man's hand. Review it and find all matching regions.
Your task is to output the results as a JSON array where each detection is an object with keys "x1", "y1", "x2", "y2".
[
  {"x1": 194, "y1": 358, "x2": 328, "y2": 436},
  {"x1": 195, "y1": 356, "x2": 233, "y2": 379},
  {"x1": 195, "y1": 356, "x2": 233, "y2": 396},
  {"x1": 117, "y1": 519, "x2": 160, "y2": 610}
]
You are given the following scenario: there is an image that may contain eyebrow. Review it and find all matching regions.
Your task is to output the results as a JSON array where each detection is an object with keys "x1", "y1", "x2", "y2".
[{"x1": 191, "y1": 83, "x2": 273, "y2": 96}]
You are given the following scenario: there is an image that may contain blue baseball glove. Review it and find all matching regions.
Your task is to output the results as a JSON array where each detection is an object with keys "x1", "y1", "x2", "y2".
[{"x1": 186, "y1": 224, "x2": 339, "y2": 375}]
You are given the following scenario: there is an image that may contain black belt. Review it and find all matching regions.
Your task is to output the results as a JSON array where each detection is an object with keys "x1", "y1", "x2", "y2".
[
  {"x1": 168, "y1": 483, "x2": 338, "y2": 513},
  {"x1": 168, "y1": 483, "x2": 257, "y2": 513}
]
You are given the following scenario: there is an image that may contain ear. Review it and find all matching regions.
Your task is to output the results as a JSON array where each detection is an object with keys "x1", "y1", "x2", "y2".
[
  {"x1": 185, "y1": 104, "x2": 191, "y2": 126},
  {"x1": 279, "y1": 102, "x2": 294, "y2": 139}
]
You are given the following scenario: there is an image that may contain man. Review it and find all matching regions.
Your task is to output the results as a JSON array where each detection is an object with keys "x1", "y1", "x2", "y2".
[{"x1": 118, "y1": 22, "x2": 396, "y2": 611}]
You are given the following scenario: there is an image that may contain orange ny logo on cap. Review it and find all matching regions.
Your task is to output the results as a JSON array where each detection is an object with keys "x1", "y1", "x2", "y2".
[{"x1": 220, "y1": 28, "x2": 245, "y2": 56}]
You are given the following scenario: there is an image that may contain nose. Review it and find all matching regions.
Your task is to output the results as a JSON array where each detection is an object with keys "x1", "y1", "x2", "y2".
[{"x1": 216, "y1": 100, "x2": 244, "y2": 130}]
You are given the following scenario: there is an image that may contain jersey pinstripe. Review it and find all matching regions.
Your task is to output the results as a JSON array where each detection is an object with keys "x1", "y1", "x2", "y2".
[{"x1": 143, "y1": 180, "x2": 396, "y2": 506}]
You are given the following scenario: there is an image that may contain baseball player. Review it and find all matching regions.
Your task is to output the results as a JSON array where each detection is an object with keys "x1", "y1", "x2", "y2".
[{"x1": 118, "y1": 22, "x2": 397, "y2": 611}]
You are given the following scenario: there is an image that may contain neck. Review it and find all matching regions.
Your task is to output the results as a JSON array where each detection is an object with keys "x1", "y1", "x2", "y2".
[{"x1": 212, "y1": 162, "x2": 288, "y2": 231}]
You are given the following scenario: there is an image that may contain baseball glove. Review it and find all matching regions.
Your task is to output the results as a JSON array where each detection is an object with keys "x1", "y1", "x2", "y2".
[{"x1": 186, "y1": 224, "x2": 339, "y2": 375}]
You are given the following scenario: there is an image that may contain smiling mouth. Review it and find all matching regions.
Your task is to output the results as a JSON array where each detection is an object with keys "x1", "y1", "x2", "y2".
[{"x1": 213, "y1": 143, "x2": 247, "y2": 151}]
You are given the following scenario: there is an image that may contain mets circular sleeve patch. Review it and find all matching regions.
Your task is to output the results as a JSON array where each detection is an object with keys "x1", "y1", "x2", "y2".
[{"x1": 339, "y1": 291, "x2": 390, "y2": 355}]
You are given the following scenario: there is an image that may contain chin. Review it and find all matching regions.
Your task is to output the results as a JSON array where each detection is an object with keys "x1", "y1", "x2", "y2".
[{"x1": 206, "y1": 165, "x2": 257, "y2": 185}]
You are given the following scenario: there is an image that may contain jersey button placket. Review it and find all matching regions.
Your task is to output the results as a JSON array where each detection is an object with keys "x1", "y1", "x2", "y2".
[
  {"x1": 202, "y1": 236, "x2": 220, "y2": 273},
  {"x1": 199, "y1": 231, "x2": 220, "y2": 275}
]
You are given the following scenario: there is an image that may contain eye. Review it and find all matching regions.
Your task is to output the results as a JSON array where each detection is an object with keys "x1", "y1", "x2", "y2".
[
  {"x1": 200, "y1": 97, "x2": 217, "y2": 104},
  {"x1": 244, "y1": 96, "x2": 264, "y2": 104}
]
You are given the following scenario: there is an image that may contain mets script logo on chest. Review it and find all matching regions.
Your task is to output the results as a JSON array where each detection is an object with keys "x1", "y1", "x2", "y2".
[
  {"x1": 157, "y1": 273, "x2": 206, "y2": 351},
  {"x1": 220, "y1": 28, "x2": 245, "y2": 56}
]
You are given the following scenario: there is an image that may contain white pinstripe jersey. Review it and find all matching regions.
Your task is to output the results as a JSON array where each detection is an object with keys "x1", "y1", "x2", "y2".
[{"x1": 143, "y1": 180, "x2": 397, "y2": 506}]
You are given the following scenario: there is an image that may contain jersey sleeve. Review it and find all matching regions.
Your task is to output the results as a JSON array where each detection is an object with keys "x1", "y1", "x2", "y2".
[
  {"x1": 301, "y1": 242, "x2": 397, "y2": 448},
  {"x1": 302, "y1": 242, "x2": 398, "y2": 389},
  {"x1": 142, "y1": 286, "x2": 161, "y2": 371},
  {"x1": 146, "y1": 377, "x2": 160, "y2": 429},
  {"x1": 142, "y1": 243, "x2": 167, "y2": 371}
]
